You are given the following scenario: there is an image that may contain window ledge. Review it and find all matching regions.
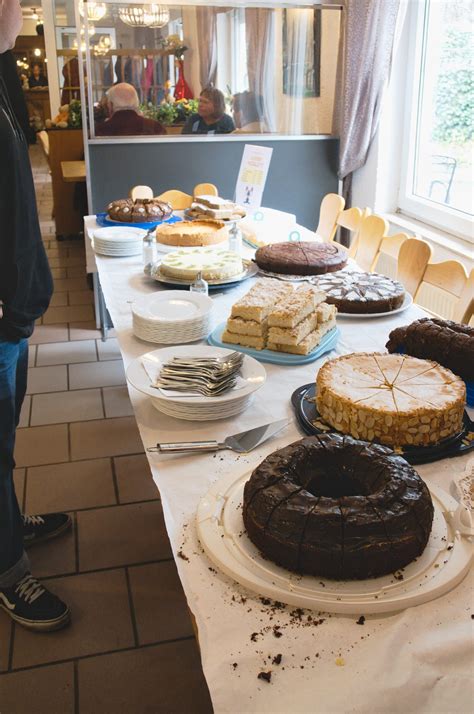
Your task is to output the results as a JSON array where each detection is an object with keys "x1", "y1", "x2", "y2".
[{"x1": 384, "y1": 212, "x2": 474, "y2": 266}]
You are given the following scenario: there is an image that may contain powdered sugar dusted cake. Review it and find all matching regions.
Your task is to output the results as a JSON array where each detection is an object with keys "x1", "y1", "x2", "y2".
[{"x1": 312, "y1": 271, "x2": 405, "y2": 314}]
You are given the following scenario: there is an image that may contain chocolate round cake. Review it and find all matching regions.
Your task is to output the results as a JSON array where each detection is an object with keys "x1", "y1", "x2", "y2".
[
  {"x1": 243, "y1": 434, "x2": 434, "y2": 580},
  {"x1": 107, "y1": 198, "x2": 172, "y2": 223},
  {"x1": 312, "y1": 270, "x2": 405, "y2": 314},
  {"x1": 255, "y1": 241, "x2": 347, "y2": 276}
]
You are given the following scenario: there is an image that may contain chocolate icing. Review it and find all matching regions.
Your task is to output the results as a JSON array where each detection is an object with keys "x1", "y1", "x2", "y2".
[
  {"x1": 255, "y1": 242, "x2": 347, "y2": 276},
  {"x1": 312, "y1": 270, "x2": 405, "y2": 314},
  {"x1": 107, "y1": 198, "x2": 172, "y2": 223},
  {"x1": 387, "y1": 318, "x2": 474, "y2": 381},
  {"x1": 243, "y1": 434, "x2": 433, "y2": 580}
]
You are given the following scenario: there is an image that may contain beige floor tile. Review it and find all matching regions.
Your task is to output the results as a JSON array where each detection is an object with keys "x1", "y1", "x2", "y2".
[
  {"x1": 26, "y1": 458, "x2": 116, "y2": 512},
  {"x1": 69, "y1": 360, "x2": 125, "y2": 390},
  {"x1": 13, "y1": 468, "x2": 26, "y2": 510},
  {"x1": 18, "y1": 395, "x2": 31, "y2": 427},
  {"x1": 103, "y1": 386, "x2": 134, "y2": 417},
  {"x1": 36, "y1": 339, "x2": 97, "y2": 366},
  {"x1": 54, "y1": 277, "x2": 89, "y2": 293},
  {"x1": 77, "y1": 501, "x2": 171, "y2": 571},
  {"x1": 68, "y1": 321, "x2": 101, "y2": 341},
  {"x1": 114, "y1": 454, "x2": 159, "y2": 504},
  {"x1": 27, "y1": 344, "x2": 36, "y2": 367},
  {"x1": 0, "y1": 617, "x2": 11, "y2": 672},
  {"x1": 27, "y1": 365, "x2": 68, "y2": 394},
  {"x1": 67, "y1": 266, "x2": 87, "y2": 278},
  {"x1": 14, "y1": 424, "x2": 69, "y2": 467},
  {"x1": 0, "y1": 663, "x2": 74, "y2": 712},
  {"x1": 28, "y1": 514, "x2": 76, "y2": 579},
  {"x1": 70, "y1": 416, "x2": 142, "y2": 460},
  {"x1": 43, "y1": 305, "x2": 94, "y2": 325},
  {"x1": 96, "y1": 337, "x2": 121, "y2": 361},
  {"x1": 12, "y1": 569, "x2": 134, "y2": 668},
  {"x1": 50, "y1": 267, "x2": 68, "y2": 279},
  {"x1": 129, "y1": 561, "x2": 194, "y2": 644},
  {"x1": 49, "y1": 292, "x2": 68, "y2": 307},
  {"x1": 29, "y1": 324, "x2": 69, "y2": 345},
  {"x1": 78, "y1": 640, "x2": 212, "y2": 714},
  {"x1": 30, "y1": 389, "x2": 104, "y2": 426},
  {"x1": 60, "y1": 254, "x2": 86, "y2": 267},
  {"x1": 68, "y1": 289, "x2": 93, "y2": 305}
]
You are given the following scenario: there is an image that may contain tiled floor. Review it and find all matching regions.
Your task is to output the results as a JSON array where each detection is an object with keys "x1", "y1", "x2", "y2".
[{"x1": 0, "y1": 146, "x2": 212, "y2": 713}]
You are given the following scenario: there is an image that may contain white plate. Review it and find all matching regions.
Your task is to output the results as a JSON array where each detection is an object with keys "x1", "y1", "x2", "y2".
[
  {"x1": 131, "y1": 291, "x2": 213, "y2": 323},
  {"x1": 126, "y1": 345, "x2": 266, "y2": 406},
  {"x1": 151, "y1": 395, "x2": 253, "y2": 421},
  {"x1": 336, "y1": 292, "x2": 413, "y2": 319},
  {"x1": 93, "y1": 227, "x2": 146, "y2": 242}
]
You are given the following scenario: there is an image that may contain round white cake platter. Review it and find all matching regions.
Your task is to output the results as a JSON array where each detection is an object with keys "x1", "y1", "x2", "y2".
[{"x1": 196, "y1": 469, "x2": 473, "y2": 615}]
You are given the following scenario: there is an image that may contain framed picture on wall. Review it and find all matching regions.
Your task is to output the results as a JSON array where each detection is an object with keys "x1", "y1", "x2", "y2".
[{"x1": 282, "y1": 8, "x2": 321, "y2": 98}]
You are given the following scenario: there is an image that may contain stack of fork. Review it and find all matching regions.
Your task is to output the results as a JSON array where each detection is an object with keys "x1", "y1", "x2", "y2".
[{"x1": 155, "y1": 351, "x2": 244, "y2": 397}]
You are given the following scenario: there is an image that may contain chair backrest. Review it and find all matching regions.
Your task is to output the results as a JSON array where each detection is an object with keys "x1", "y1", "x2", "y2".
[
  {"x1": 129, "y1": 185, "x2": 153, "y2": 201},
  {"x1": 156, "y1": 189, "x2": 193, "y2": 210},
  {"x1": 193, "y1": 183, "x2": 218, "y2": 198},
  {"x1": 454, "y1": 269, "x2": 474, "y2": 324},
  {"x1": 315, "y1": 193, "x2": 345, "y2": 242},
  {"x1": 337, "y1": 207, "x2": 371, "y2": 257},
  {"x1": 351, "y1": 214, "x2": 388, "y2": 272},
  {"x1": 397, "y1": 237, "x2": 433, "y2": 297},
  {"x1": 371, "y1": 232, "x2": 409, "y2": 278},
  {"x1": 414, "y1": 259, "x2": 469, "y2": 320},
  {"x1": 37, "y1": 130, "x2": 50, "y2": 162}
]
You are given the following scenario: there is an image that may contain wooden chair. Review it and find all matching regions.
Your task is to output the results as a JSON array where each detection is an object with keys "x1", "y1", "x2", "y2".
[
  {"x1": 453, "y1": 268, "x2": 474, "y2": 324},
  {"x1": 371, "y1": 232, "x2": 409, "y2": 278},
  {"x1": 193, "y1": 182, "x2": 218, "y2": 198},
  {"x1": 414, "y1": 259, "x2": 469, "y2": 320},
  {"x1": 37, "y1": 130, "x2": 50, "y2": 166},
  {"x1": 396, "y1": 237, "x2": 433, "y2": 297},
  {"x1": 156, "y1": 189, "x2": 193, "y2": 210},
  {"x1": 351, "y1": 214, "x2": 388, "y2": 272},
  {"x1": 315, "y1": 193, "x2": 345, "y2": 242},
  {"x1": 336, "y1": 207, "x2": 371, "y2": 256},
  {"x1": 129, "y1": 185, "x2": 154, "y2": 200}
]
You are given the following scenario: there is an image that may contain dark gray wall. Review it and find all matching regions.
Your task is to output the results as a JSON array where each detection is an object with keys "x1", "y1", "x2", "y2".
[{"x1": 89, "y1": 138, "x2": 339, "y2": 230}]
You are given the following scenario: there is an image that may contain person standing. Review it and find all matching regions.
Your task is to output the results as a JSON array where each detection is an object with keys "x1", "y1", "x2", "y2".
[{"x1": 0, "y1": 0, "x2": 71, "y2": 632}]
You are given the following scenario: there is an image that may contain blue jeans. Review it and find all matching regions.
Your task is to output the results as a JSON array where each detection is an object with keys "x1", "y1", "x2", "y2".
[{"x1": 0, "y1": 338, "x2": 30, "y2": 588}]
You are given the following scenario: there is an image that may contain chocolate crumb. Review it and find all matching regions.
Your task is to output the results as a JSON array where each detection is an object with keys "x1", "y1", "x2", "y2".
[
  {"x1": 260, "y1": 597, "x2": 271, "y2": 606},
  {"x1": 273, "y1": 626, "x2": 283, "y2": 638},
  {"x1": 356, "y1": 615, "x2": 366, "y2": 625},
  {"x1": 393, "y1": 571, "x2": 404, "y2": 581},
  {"x1": 177, "y1": 550, "x2": 189, "y2": 562},
  {"x1": 272, "y1": 654, "x2": 282, "y2": 665},
  {"x1": 208, "y1": 567, "x2": 217, "y2": 574},
  {"x1": 257, "y1": 671, "x2": 272, "y2": 683},
  {"x1": 447, "y1": 545, "x2": 454, "y2": 551},
  {"x1": 250, "y1": 632, "x2": 258, "y2": 642},
  {"x1": 232, "y1": 663, "x2": 238, "y2": 669}
]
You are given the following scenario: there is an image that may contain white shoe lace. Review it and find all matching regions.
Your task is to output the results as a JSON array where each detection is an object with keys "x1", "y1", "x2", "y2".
[
  {"x1": 15, "y1": 574, "x2": 45, "y2": 604},
  {"x1": 22, "y1": 515, "x2": 45, "y2": 526}
]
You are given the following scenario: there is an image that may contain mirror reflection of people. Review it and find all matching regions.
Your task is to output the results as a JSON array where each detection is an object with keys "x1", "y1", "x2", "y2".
[
  {"x1": 233, "y1": 91, "x2": 267, "y2": 134},
  {"x1": 28, "y1": 62, "x2": 47, "y2": 89},
  {"x1": 181, "y1": 87, "x2": 234, "y2": 135},
  {"x1": 95, "y1": 83, "x2": 166, "y2": 136}
]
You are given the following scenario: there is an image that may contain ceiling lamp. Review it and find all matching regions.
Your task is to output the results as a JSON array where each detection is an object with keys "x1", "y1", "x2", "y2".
[
  {"x1": 31, "y1": 7, "x2": 39, "y2": 20},
  {"x1": 78, "y1": 1, "x2": 107, "y2": 23},
  {"x1": 118, "y1": 5, "x2": 169, "y2": 28}
]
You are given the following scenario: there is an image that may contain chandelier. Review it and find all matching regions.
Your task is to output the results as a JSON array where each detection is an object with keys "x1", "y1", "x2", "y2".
[
  {"x1": 118, "y1": 5, "x2": 170, "y2": 28},
  {"x1": 78, "y1": 1, "x2": 107, "y2": 23}
]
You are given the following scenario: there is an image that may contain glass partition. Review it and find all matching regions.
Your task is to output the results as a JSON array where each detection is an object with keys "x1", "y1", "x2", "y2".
[{"x1": 53, "y1": 1, "x2": 342, "y2": 138}]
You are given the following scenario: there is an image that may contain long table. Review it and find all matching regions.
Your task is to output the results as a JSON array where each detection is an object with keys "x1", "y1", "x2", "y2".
[{"x1": 84, "y1": 216, "x2": 472, "y2": 713}]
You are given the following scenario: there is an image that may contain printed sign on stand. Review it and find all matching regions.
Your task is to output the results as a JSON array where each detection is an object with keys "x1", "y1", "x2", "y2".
[{"x1": 235, "y1": 144, "x2": 273, "y2": 208}]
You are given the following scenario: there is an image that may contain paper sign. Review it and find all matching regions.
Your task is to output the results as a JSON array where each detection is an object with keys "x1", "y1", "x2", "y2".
[{"x1": 235, "y1": 144, "x2": 273, "y2": 208}]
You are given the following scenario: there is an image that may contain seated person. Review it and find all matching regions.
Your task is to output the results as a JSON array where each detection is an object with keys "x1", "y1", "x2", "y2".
[
  {"x1": 28, "y1": 62, "x2": 48, "y2": 88},
  {"x1": 182, "y1": 87, "x2": 235, "y2": 135},
  {"x1": 95, "y1": 83, "x2": 166, "y2": 136},
  {"x1": 233, "y1": 91, "x2": 268, "y2": 133}
]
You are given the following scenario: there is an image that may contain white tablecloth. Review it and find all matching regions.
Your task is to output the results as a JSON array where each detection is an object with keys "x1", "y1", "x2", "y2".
[{"x1": 85, "y1": 216, "x2": 473, "y2": 714}]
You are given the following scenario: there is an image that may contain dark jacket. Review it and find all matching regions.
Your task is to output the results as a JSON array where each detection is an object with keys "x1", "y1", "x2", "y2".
[
  {"x1": 95, "y1": 109, "x2": 166, "y2": 136},
  {"x1": 181, "y1": 112, "x2": 235, "y2": 135},
  {"x1": 0, "y1": 66, "x2": 53, "y2": 341},
  {"x1": 0, "y1": 51, "x2": 30, "y2": 140}
]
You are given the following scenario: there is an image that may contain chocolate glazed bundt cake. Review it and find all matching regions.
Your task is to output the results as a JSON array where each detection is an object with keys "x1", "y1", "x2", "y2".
[{"x1": 243, "y1": 434, "x2": 434, "y2": 580}]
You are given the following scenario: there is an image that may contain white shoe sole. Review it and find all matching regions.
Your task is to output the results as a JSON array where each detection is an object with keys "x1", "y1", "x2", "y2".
[{"x1": 0, "y1": 602, "x2": 71, "y2": 632}]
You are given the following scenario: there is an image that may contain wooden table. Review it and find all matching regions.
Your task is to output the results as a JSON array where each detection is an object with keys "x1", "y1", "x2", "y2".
[{"x1": 61, "y1": 160, "x2": 86, "y2": 183}]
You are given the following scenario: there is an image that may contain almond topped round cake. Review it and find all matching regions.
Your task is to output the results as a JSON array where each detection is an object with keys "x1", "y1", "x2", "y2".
[
  {"x1": 316, "y1": 353, "x2": 465, "y2": 447},
  {"x1": 160, "y1": 247, "x2": 244, "y2": 281},
  {"x1": 156, "y1": 219, "x2": 228, "y2": 247}
]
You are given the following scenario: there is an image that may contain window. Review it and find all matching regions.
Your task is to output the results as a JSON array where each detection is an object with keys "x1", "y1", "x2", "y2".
[{"x1": 399, "y1": 0, "x2": 473, "y2": 241}]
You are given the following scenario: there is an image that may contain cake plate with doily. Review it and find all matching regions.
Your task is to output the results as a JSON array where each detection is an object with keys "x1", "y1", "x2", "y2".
[
  {"x1": 96, "y1": 212, "x2": 182, "y2": 230},
  {"x1": 208, "y1": 325, "x2": 339, "y2": 366},
  {"x1": 291, "y1": 383, "x2": 474, "y2": 465},
  {"x1": 150, "y1": 259, "x2": 258, "y2": 291},
  {"x1": 196, "y1": 469, "x2": 473, "y2": 614}
]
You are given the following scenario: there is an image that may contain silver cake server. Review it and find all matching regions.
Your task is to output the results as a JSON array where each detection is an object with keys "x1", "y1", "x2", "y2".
[{"x1": 148, "y1": 418, "x2": 289, "y2": 455}]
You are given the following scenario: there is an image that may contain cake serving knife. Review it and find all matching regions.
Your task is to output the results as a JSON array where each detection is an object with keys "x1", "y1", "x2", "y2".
[{"x1": 148, "y1": 418, "x2": 289, "y2": 455}]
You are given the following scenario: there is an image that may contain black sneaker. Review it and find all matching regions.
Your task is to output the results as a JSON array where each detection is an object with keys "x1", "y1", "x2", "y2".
[
  {"x1": 23, "y1": 513, "x2": 72, "y2": 549},
  {"x1": 0, "y1": 573, "x2": 70, "y2": 631}
]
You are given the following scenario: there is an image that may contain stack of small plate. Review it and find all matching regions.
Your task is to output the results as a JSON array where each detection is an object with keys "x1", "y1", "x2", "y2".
[
  {"x1": 126, "y1": 345, "x2": 266, "y2": 421},
  {"x1": 131, "y1": 290, "x2": 213, "y2": 344},
  {"x1": 92, "y1": 227, "x2": 145, "y2": 257}
]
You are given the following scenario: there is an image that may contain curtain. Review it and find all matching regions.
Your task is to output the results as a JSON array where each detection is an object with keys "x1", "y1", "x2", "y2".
[
  {"x1": 245, "y1": 8, "x2": 276, "y2": 132},
  {"x1": 337, "y1": 0, "x2": 401, "y2": 241},
  {"x1": 196, "y1": 7, "x2": 218, "y2": 89}
]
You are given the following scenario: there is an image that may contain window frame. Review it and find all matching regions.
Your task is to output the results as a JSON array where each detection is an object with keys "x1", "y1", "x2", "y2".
[{"x1": 398, "y1": 0, "x2": 474, "y2": 242}]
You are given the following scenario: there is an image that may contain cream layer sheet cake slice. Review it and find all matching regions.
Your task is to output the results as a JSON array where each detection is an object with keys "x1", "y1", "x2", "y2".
[
  {"x1": 268, "y1": 287, "x2": 326, "y2": 328},
  {"x1": 267, "y1": 317, "x2": 336, "y2": 355},
  {"x1": 268, "y1": 304, "x2": 337, "y2": 346},
  {"x1": 221, "y1": 330, "x2": 266, "y2": 350},
  {"x1": 230, "y1": 278, "x2": 293, "y2": 322},
  {"x1": 226, "y1": 317, "x2": 268, "y2": 337}
]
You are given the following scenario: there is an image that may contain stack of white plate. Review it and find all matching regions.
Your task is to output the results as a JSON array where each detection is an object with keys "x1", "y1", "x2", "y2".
[
  {"x1": 132, "y1": 290, "x2": 213, "y2": 344},
  {"x1": 92, "y1": 227, "x2": 145, "y2": 257},
  {"x1": 126, "y1": 345, "x2": 266, "y2": 421}
]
